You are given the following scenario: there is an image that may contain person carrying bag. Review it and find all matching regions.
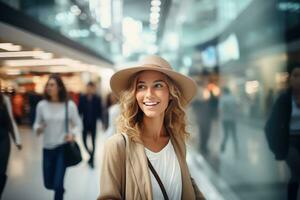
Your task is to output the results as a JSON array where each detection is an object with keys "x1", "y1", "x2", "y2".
[{"x1": 34, "y1": 74, "x2": 82, "y2": 200}]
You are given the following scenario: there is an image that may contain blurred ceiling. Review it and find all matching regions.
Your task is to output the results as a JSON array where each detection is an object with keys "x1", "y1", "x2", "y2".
[{"x1": 0, "y1": 0, "x2": 254, "y2": 66}]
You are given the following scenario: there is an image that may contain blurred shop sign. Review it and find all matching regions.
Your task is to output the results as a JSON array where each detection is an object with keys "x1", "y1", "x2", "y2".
[
  {"x1": 217, "y1": 34, "x2": 240, "y2": 65},
  {"x1": 200, "y1": 46, "x2": 217, "y2": 68}
]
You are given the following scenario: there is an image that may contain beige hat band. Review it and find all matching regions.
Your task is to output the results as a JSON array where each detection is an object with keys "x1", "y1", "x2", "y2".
[{"x1": 141, "y1": 63, "x2": 172, "y2": 70}]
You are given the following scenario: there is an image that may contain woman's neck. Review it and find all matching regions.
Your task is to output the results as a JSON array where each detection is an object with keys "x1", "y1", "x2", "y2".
[
  {"x1": 142, "y1": 116, "x2": 167, "y2": 141},
  {"x1": 50, "y1": 96, "x2": 59, "y2": 102}
]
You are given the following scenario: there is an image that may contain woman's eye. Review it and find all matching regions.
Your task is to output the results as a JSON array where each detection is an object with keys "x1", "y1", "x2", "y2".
[
  {"x1": 155, "y1": 83, "x2": 163, "y2": 88},
  {"x1": 137, "y1": 85, "x2": 145, "y2": 90}
]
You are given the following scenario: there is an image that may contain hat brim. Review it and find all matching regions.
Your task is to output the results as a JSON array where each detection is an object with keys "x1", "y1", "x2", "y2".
[{"x1": 110, "y1": 65, "x2": 197, "y2": 106}]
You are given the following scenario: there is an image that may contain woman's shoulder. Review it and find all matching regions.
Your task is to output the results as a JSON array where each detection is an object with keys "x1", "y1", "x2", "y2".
[
  {"x1": 105, "y1": 134, "x2": 126, "y2": 147},
  {"x1": 36, "y1": 99, "x2": 47, "y2": 107},
  {"x1": 67, "y1": 99, "x2": 77, "y2": 108},
  {"x1": 104, "y1": 134, "x2": 127, "y2": 157}
]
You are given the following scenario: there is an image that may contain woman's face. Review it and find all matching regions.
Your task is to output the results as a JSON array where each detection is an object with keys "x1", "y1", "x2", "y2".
[
  {"x1": 135, "y1": 71, "x2": 170, "y2": 119},
  {"x1": 46, "y1": 78, "x2": 59, "y2": 99},
  {"x1": 290, "y1": 68, "x2": 300, "y2": 91}
]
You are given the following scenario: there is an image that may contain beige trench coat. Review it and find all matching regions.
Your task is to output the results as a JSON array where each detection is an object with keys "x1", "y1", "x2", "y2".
[{"x1": 98, "y1": 133, "x2": 205, "y2": 200}]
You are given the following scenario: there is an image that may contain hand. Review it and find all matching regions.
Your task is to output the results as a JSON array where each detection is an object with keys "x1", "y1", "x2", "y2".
[
  {"x1": 64, "y1": 134, "x2": 75, "y2": 142},
  {"x1": 36, "y1": 124, "x2": 46, "y2": 135},
  {"x1": 16, "y1": 144, "x2": 22, "y2": 150}
]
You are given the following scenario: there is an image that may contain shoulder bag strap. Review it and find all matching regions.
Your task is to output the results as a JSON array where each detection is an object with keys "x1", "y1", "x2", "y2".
[
  {"x1": 121, "y1": 133, "x2": 126, "y2": 200},
  {"x1": 147, "y1": 157, "x2": 169, "y2": 200}
]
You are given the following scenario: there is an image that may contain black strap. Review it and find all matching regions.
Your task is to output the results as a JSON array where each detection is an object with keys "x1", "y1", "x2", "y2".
[
  {"x1": 65, "y1": 101, "x2": 69, "y2": 134},
  {"x1": 121, "y1": 134, "x2": 126, "y2": 200},
  {"x1": 147, "y1": 158, "x2": 169, "y2": 200},
  {"x1": 121, "y1": 133, "x2": 126, "y2": 146}
]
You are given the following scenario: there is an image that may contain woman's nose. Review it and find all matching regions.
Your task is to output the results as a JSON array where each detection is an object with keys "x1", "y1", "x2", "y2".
[{"x1": 145, "y1": 87, "x2": 154, "y2": 97}]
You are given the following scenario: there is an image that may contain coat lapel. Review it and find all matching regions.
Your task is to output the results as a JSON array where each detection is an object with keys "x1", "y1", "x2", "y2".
[
  {"x1": 170, "y1": 135, "x2": 195, "y2": 200},
  {"x1": 127, "y1": 139, "x2": 153, "y2": 200}
]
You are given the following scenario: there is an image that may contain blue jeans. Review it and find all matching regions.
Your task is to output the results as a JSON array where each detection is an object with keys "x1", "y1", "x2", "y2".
[{"x1": 43, "y1": 145, "x2": 66, "y2": 200}]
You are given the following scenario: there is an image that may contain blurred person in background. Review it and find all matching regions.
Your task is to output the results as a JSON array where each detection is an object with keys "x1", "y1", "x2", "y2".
[
  {"x1": 98, "y1": 55, "x2": 205, "y2": 200},
  {"x1": 12, "y1": 92, "x2": 24, "y2": 124},
  {"x1": 265, "y1": 63, "x2": 300, "y2": 200},
  {"x1": 33, "y1": 74, "x2": 82, "y2": 200},
  {"x1": 103, "y1": 92, "x2": 116, "y2": 131},
  {"x1": 219, "y1": 87, "x2": 238, "y2": 156},
  {"x1": 192, "y1": 79, "x2": 213, "y2": 156},
  {"x1": 104, "y1": 92, "x2": 120, "y2": 138},
  {"x1": 78, "y1": 81, "x2": 103, "y2": 168},
  {"x1": 27, "y1": 87, "x2": 42, "y2": 127},
  {"x1": 0, "y1": 90, "x2": 22, "y2": 198}
]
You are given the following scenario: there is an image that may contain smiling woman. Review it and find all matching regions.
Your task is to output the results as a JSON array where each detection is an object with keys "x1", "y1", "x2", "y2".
[{"x1": 98, "y1": 55, "x2": 205, "y2": 200}]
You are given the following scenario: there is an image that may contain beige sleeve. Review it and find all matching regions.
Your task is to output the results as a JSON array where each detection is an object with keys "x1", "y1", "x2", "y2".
[
  {"x1": 98, "y1": 135, "x2": 126, "y2": 200},
  {"x1": 191, "y1": 177, "x2": 206, "y2": 200}
]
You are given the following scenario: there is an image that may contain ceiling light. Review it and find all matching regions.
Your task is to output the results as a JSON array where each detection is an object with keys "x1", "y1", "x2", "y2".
[
  {"x1": 0, "y1": 43, "x2": 22, "y2": 51},
  {"x1": 151, "y1": 6, "x2": 160, "y2": 13},
  {"x1": 6, "y1": 69, "x2": 21, "y2": 75},
  {"x1": 0, "y1": 51, "x2": 53, "y2": 59},
  {"x1": 150, "y1": 18, "x2": 159, "y2": 24},
  {"x1": 70, "y1": 5, "x2": 81, "y2": 16},
  {"x1": 4, "y1": 58, "x2": 80, "y2": 67},
  {"x1": 150, "y1": 24, "x2": 158, "y2": 30},
  {"x1": 151, "y1": 0, "x2": 161, "y2": 7},
  {"x1": 150, "y1": 12, "x2": 160, "y2": 20}
]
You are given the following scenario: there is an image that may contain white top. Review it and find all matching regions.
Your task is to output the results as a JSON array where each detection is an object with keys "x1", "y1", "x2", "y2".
[
  {"x1": 105, "y1": 104, "x2": 120, "y2": 137},
  {"x1": 145, "y1": 140, "x2": 182, "y2": 200},
  {"x1": 290, "y1": 98, "x2": 300, "y2": 135},
  {"x1": 33, "y1": 100, "x2": 82, "y2": 149},
  {"x1": 4, "y1": 95, "x2": 21, "y2": 145}
]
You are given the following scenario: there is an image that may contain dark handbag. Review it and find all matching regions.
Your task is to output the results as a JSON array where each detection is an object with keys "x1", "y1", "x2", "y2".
[
  {"x1": 63, "y1": 141, "x2": 82, "y2": 167},
  {"x1": 64, "y1": 100, "x2": 82, "y2": 167}
]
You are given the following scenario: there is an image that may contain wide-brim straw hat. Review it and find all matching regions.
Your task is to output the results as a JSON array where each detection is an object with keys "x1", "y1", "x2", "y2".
[{"x1": 110, "y1": 55, "x2": 197, "y2": 106}]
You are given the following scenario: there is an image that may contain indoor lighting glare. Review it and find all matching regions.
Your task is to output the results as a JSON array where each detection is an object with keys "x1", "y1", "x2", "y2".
[
  {"x1": 99, "y1": 0, "x2": 112, "y2": 28},
  {"x1": 150, "y1": 24, "x2": 158, "y2": 30},
  {"x1": 150, "y1": 18, "x2": 159, "y2": 24},
  {"x1": 6, "y1": 69, "x2": 21, "y2": 75},
  {"x1": 151, "y1": 6, "x2": 160, "y2": 13},
  {"x1": 4, "y1": 58, "x2": 81, "y2": 67},
  {"x1": 122, "y1": 17, "x2": 143, "y2": 35},
  {"x1": 147, "y1": 44, "x2": 158, "y2": 54},
  {"x1": 0, "y1": 43, "x2": 22, "y2": 51},
  {"x1": 34, "y1": 53, "x2": 53, "y2": 59},
  {"x1": 0, "y1": 51, "x2": 53, "y2": 59},
  {"x1": 150, "y1": 12, "x2": 160, "y2": 20},
  {"x1": 70, "y1": 5, "x2": 81, "y2": 16},
  {"x1": 245, "y1": 80, "x2": 259, "y2": 94},
  {"x1": 151, "y1": 0, "x2": 161, "y2": 7}
]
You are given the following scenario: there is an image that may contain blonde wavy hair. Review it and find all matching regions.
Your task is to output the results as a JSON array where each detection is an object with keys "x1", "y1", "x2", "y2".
[{"x1": 116, "y1": 71, "x2": 189, "y2": 143}]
